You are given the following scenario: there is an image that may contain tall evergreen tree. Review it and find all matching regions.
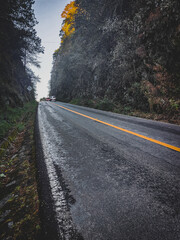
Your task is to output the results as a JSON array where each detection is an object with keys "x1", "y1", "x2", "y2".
[{"x1": 0, "y1": 0, "x2": 43, "y2": 107}]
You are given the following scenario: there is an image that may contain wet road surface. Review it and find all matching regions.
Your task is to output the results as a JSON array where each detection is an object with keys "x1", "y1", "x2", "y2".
[{"x1": 37, "y1": 101, "x2": 180, "y2": 240}]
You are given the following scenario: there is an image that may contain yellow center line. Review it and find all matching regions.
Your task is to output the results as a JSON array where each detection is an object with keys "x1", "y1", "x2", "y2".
[{"x1": 53, "y1": 103, "x2": 180, "y2": 152}]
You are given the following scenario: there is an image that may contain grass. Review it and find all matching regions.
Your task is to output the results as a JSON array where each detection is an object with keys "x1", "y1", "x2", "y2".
[
  {"x1": 0, "y1": 100, "x2": 40, "y2": 240},
  {"x1": 70, "y1": 98, "x2": 129, "y2": 113},
  {"x1": 94, "y1": 99, "x2": 115, "y2": 111},
  {"x1": 0, "y1": 101, "x2": 37, "y2": 142},
  {"x1": 70, "y1": 98, "x2": 115, "y2": 111}
]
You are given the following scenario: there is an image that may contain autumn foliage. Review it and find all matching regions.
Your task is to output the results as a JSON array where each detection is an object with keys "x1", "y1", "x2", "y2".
[
  {"x1": 60, "y1": 1, "x2": 78, "y2": 42},
  {"x1": 51, "y1": 0, "x2": 180, "y2": 123}
]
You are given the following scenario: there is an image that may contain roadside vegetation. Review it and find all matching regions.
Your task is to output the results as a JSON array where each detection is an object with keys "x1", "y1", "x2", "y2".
[
  {"x1": 0, "y1": 102, "x2": 37, "y2": 143},
  {"x1": 0, "y1": 101, "x2": 41, "y2": 239},
  {"x1": 70, "y1": 98, "x2": 180, "y2": 124}
]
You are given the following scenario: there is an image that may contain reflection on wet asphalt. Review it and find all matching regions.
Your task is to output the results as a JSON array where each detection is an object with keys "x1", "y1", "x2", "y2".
[{"x1": 37, "y1": 101, "x2": 180, "y2": 240}]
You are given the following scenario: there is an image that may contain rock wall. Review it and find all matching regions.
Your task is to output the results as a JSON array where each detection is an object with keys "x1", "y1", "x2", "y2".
[{"x1": 50, "y1": 0, "x2": 180, "y2": 117}]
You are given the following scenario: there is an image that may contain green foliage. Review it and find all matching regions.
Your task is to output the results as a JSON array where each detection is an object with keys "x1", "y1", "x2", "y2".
[
  {"x1": 70, "y1": 98, "x2": 94, "y2": 107},
  {"x1": 95, "y1": 99, "x2": 115, "y2": 111},
  {"x1": 0, "y1": 101, "x2": 37, "y2": 141},
  {"x1": 70, "y1": 98, "x2": 82, "y2": 105},
  {"x1": 17, "y1": 123, "x2": 25, "y2": 132},
  {"x1": 70, "y1": 98, "x2": 115, "y2": 111},
  {"x1": 113, "y1": 104, "x2": 133, "y2": 115},
  {"x1": 83, "y1": 99, "x2": 95, "y2": 108},
  {"x1": 0, "y1": 120, "x2": 10, "y2": 139},
  {"x1": 0, "y1": 0, "x2": 43, "y2": 61},
  {"x1": 0, "y1": 0, "x2": 43, "y2": 108},
  {"x1": 0, "y1": 103, "x2": 41, "y2": 240},
  {"x1": 170, "y1": 99, "x2": 179, "y2": 112},
  {"x1": 123, "y1": 106, "x2": 133, "y2": 114}
]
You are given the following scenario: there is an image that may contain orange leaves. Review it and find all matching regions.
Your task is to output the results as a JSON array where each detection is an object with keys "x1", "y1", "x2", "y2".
[
  {"x1": 61, "y1": 1, "x2": 78, "y2": 42},
  {"x1": 142, "y1": 80, "x2": 158, "y2": 97},
  {"x1": 61, "y1": 1, "x2": 78, "y2": 19},
  {"x1": 153, "y1": 64, "x2": 175, "y2": 94}
]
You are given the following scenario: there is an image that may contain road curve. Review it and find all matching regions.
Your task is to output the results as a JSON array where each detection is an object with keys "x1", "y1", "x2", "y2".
[{"x1": 37, "y1": 101, "x2": 180, "y2": 240}]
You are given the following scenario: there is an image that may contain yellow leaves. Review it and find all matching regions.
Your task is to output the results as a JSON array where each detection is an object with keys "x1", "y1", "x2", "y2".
[
  {"x1": 61, "y1": 1, "x2": 78, "y2": 42},
  {"x1": 61, "y1": 1, "x2": 78, "y2": 19},
  {"x1": 61, "y1": 22, "x2": 75, "y2": 37}
]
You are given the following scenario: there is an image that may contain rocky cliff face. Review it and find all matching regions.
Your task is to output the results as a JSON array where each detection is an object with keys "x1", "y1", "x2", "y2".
[{"x1": 50, "y1": 0, "x2": 180, "y2": 118}]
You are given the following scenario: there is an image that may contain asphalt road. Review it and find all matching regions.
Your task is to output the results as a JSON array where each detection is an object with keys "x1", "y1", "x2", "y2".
[{"x1": 37, "y1": 101, "x2": 180, "y2": 240}]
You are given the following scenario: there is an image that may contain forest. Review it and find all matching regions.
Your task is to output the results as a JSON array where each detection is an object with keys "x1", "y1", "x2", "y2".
[
  {"x1": 49, "y1": 0, "x2": 180, "y2": 122},
  {"x1": 0, "y1": 0, "x2": 43, "y2": 108}
]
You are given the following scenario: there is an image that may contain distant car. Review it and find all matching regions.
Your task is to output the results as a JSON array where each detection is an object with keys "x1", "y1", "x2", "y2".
[
  {"x1": 50, "y1": 96, "x2": 56, "y2": 102},
  {"x1": 46, "y1": 97, "x2": 51, "y2": 101}
]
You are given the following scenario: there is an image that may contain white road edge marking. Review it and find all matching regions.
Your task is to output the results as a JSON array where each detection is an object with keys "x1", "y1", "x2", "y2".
[{"x1": 38, "y1": 105, "x2": 75, "y2": 239}]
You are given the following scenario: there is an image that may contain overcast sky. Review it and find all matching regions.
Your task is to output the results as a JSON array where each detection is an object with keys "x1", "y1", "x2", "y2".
[{"x1": 32, "y1": 0, "x2": 70, "y2": 100}]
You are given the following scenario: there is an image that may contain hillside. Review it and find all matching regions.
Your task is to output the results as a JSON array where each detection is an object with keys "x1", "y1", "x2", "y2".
[
  {"x1": 49, "y1": 0, "x2": 180, "y2": 122},
  {"x1": 0, "y1": 0, "x2": 43, "y2": 109}
]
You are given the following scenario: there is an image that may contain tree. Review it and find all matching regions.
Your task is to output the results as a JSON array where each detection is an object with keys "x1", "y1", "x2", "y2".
[
  {"x1": 0, "y1": 0, "x2": 44, "y2": 107},
  {"x1": 60, "y1": 1, "x2": 78, "y2": 43}
]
